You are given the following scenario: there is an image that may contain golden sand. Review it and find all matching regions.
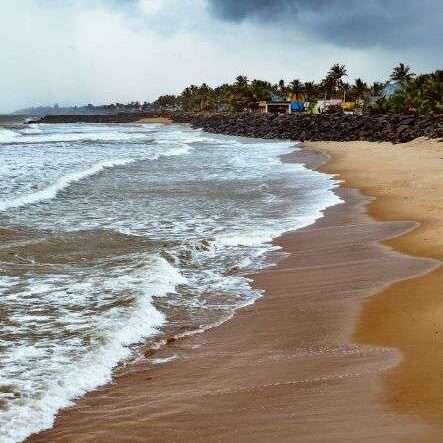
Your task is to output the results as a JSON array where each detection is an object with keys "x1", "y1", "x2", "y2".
[
  {"x1": 307, "y1": 138, "x2": 443, "y2": 439},
  {"x1": 136, "y1": 117, "x2": 172, "y2": 124}
]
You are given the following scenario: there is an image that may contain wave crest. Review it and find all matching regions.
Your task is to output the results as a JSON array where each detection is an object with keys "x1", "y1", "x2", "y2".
[{"x1": 0, "y1": 159, "x2": 134, "y2": 212}]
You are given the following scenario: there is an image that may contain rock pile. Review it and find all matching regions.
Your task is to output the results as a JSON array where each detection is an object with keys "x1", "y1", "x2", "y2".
[
  {"x1": 32, "y1": 113, "x2": 163, "y2": 124},
  {"x1": 173, "y1": 112, "x2": 443, "y2": 144},
  {"x1": 34, "y1": 112, "x2": 443, "y2": 144}
]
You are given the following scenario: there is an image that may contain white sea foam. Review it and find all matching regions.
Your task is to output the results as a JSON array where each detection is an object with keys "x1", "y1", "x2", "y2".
[
  {"x1": 19, "y1": 124, "x2": 43, "y2": 135},
  {"x1": 214, "y1": 194, "x2": 341, "y2": 248},
  {"x1": 0, "y1": 128, "x2": 19, "y2": 143},
  {"x1": 0, "y1": 122, "x2": 343, "y2": 443},
  {"x1": 0, "y1": 158, "x2": 134, "y2": 211},
  {"x1": 0, "y1": 130, "x2": 151, "y2": 144},
  {"x1": 0, "y1": 256, "x2": 185, "y2": 443},
  {"x1": 0, "y1": 142, "x2": 193, "y2": 212},
  {"x1": 160, "y1": 142, "x2": 193, "y2": 156}
]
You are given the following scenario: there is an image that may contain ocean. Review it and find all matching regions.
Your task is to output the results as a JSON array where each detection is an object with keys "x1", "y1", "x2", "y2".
[{"x1": 0, "y1": 117, "x2": 341, "y2": 442}]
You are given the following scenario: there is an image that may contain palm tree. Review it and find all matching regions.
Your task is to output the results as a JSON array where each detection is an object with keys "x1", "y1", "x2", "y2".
[
  {"x1": 342, "y1": 82, "x2": 351, "y2": 101},
  {"x1": 275, "y1": 79, "x2": 287, "y2": 98},
  {"x1": 370, "y1": 81, "x2": 385, "y2": 96},
  {"x1": 384, "y1": 69, "x2": 442, "y2": 114},
  {"x1": 390, "y1": 63, "x2": 415, "y2": 83},
  {"x1": 231, "y1": 75, "x2": 253, "y2": 111},
  {"x1": 288, "y1": 79, "x2": 304, "y2": 98},
  {"x1": 198, "y1": 83, "x2": 213, "y2": 111},
  {"x1": 324, "y1": 64, "x2": 348, "y2": 99},
  {"x1": 214, "y1": 83, "x2": 233, "y2": 111},
  {"x1": 250, "y1": 79, "x2": 273, "y2": 102},
  {"x1": 328, "y1": 64, "x2": 348, "y2": 84},
  {"x1": 235, "y1": 75, "x2": 249, "y2": 88},
  {"x1": 303, "y1": 81, "x2": 319, "y2": 101},
  {"x1": 352, "y1": 78, "x2": 368, "y2": 100},
  {"x1": 417, "y1": 70, "x2": 443, "y2": 113}
]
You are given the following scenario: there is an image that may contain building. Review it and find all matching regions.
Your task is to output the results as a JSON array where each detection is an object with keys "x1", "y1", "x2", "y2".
[
  {"x1": 313, "y1": 99, "x2": 343, "y2": 114},
  {"x1": 259, "y1": 100, "x2": 290, "y2": 114},
  {"x1": 258, "y1": 97, "x2": 305, "y2": 114}
]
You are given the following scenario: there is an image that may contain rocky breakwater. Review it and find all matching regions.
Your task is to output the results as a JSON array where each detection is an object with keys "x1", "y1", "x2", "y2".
[
  {"x1": 31, "y1": 113, "x2": 167, "y2": 124},
  {"x1": 172, "y1": 113, "x2": 443, "y2": 144}
]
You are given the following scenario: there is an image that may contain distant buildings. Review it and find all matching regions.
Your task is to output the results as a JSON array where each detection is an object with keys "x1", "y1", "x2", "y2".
[
  {"x1": 258, "y1": 93, "x2": 305, "y2": 114},
  {"x1": 257, "y1": 94, "x2": 374, "y2": 115},
  {"x1": 259, "y1": 97, "x2": 347, "y2": 114}
]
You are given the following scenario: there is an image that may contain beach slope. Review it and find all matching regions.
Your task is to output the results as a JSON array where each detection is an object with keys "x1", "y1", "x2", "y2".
[{"x1": 28, "y1": 140, "x2": 443, "y2": 442}]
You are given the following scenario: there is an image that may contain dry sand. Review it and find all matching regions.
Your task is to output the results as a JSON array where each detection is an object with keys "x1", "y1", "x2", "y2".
[
  {"x1": 136, "y1": 117, "x2": 172, "y2": 124},
  {"x1": 28, "y1": 139, "x2": 443, "y2": 442},
  {"x1": 307, "y1": 138, "x2": 443, "y2": 434}
]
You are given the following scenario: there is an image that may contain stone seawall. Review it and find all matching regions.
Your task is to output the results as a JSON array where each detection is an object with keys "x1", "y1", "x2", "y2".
[
  {"x1": 34, "y1": 112, "x2": 443, "y2": 144},
  {"x1": 31, "y1": 113, "x2": 162, "y2": 124},
  {"x1": 175, "y1": 113, "x2": 443, "y2": 144}
]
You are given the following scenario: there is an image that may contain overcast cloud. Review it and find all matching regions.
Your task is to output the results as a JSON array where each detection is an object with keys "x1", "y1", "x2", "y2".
[
  {"x1": 0, "y1": 0, "x2": 441, "y2": 113},
  {"x1": 207, "y1": 0, "x2": 443, "y2": 49}
]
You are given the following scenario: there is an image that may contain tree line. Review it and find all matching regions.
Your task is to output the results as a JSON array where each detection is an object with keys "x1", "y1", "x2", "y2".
[
  {"x1": 154, "y1": 63, "x2": 443, "y2": 114},
  {"x1": 16, "y1": 63, "x2": 442, "y2": 116}
]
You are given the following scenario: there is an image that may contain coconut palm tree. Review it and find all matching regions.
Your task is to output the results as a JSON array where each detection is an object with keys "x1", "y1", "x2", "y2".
[
  {"x1": 390, "y1": 63, "x2": 415, "y2": 83},
  {"x1": 303, "y1": 81, "x2": 319, "y2": 101},
  {"x1": 234, "y1": 75, "x2": 248, "y2": 88},
  {"x1": 342, "y1": 82, "x2": 351, "y2": 101},
  {"x1": 277, "y1": 79, "x2": 287, "y2": 96},
  {"x1": 288, "y1": 79, "x2": 304, "y2": 98},
  {"x1": 385, "y1": 69, "x2": 442, "y2": 113},
  {"x1": 154, "y1": 94, "x2": 178, "y2": 110},
  {"x1": 230, "y1": 75, "x2": 254, "y2": 111},
  {"x1": 327, "y1": 64, "x2": 348, "y2": 85},
  {"x1": 250, "y1": 79, "x2": 273, "y2": 102},
  {"x1": 417, "y1": 70, "x2": 443, "y2": 113},
  {"x1": 198, "y1": 83, "x2": 213, "y2": 111},
  {"x1": 352, "y1": 78, "x2": 369, "y2": 100},
  {"x1": 323, "y1": 64, "x2": 348, "y2": 99},
  {"x1": 370, "y1": 82, "x2": 385, "y2": 96}
]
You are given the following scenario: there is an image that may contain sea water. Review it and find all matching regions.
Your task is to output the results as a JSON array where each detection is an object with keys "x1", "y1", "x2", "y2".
[{"x1": 0, "y1": 120, "x2": 341, "y2": 442}]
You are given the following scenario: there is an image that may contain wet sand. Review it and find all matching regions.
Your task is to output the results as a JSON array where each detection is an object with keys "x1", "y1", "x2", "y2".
[{"x1": 28, "y1": 142, "x2": 442, "y2": 442}]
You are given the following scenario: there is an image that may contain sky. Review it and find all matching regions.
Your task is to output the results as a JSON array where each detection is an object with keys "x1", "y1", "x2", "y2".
[{"x1": 1, "y1": 0, "x2": 442, "y2": 113}]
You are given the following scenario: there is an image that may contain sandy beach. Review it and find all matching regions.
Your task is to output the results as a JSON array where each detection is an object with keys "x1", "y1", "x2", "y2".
[
  {"x1": 28, "y1": 138, "x2": 443, "y2": 443},
  {"x1": 308, "y1": 138, "x2": 443, "y2": 432},
  {"x1": 136, "y1": 117, "x2": 172, "y2": 124}
]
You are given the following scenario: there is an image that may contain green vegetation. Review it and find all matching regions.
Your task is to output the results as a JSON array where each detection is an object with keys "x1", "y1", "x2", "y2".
[
  {"x1": 378, "y1": 69, "x2": 443, "y2": 114},
  {"x1": 154, "y1": 63, "x2": 443, "y2": 115}
]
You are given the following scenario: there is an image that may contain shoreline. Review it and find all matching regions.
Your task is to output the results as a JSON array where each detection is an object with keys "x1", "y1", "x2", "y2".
[{"x1": 27, "y1": 141, "x2": 442, "y2": 442}]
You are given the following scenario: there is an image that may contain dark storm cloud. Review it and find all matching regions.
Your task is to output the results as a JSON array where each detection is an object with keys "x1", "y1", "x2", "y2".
[
  {"x1": 207, "y1": 0, "x2": 329, "y2": 21},
  {"x1": 207, "y1": 0, "x2": 443, "y2": 49}
]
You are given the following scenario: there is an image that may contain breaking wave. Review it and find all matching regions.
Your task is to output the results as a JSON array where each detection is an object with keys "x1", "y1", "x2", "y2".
[
  {"x1": 0, "y1": 128, "x2": 19, "y2": 143},
  {"x1": 0, "y1": 256, "x2": 185, "y2": 443},
  {"x1": 0, "y1": 158, "x2": 135, "y2": 211}
]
